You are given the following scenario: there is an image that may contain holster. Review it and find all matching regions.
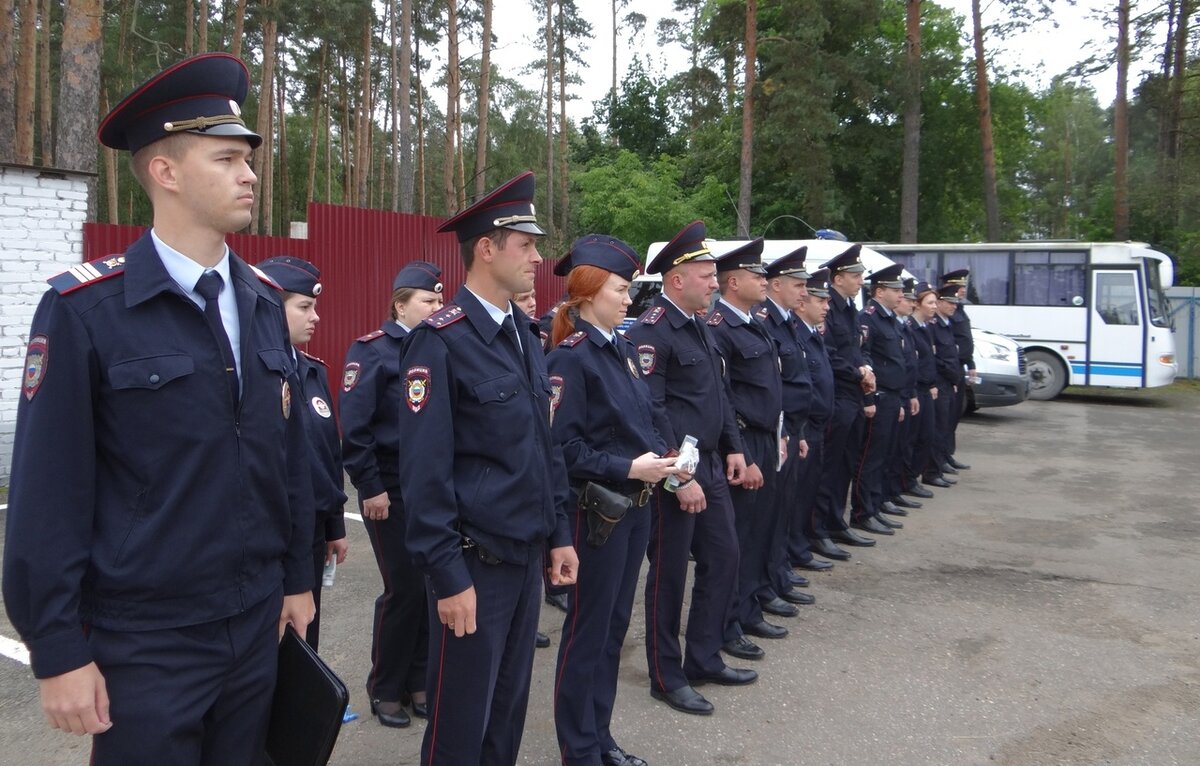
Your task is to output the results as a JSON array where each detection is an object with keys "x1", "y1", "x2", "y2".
[{"x1": 578, "y1": 481, "x2": 632, "y2": 548}]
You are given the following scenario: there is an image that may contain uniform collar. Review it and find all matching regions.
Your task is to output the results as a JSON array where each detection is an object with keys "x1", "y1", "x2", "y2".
[
  {"x1": 869, "y1": 298, "x2": 894, "y2": 318},
  {"x1": 716, "y1": 298, "x2": 751, "y2": 325},
  {"x1": 385, "y1": 320, "x2": 409, "y2": 338},
  {"x1": 654, "y1": 294, "x2": 693, "y2": 329},
  {"x1": 576, "y1": 317, "x2": 615, "y2": 346},
  {"x1": 152, "y1": 228, "x2": 232, "y2": 307},
  {"x1": 455, "y1": 286, "x2": 534, "y2": 341},
  {"x1": 123, "y1": 230, "x2": 273, "y2": 309},
  {"x1": 765, "y1": 297, "x2": 791, "y2": 323}
]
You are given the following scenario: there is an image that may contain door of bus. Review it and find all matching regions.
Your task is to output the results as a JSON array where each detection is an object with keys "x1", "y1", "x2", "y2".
[{"x1": 1086, "y1": 268, "x2": 1146, "y2": 386}]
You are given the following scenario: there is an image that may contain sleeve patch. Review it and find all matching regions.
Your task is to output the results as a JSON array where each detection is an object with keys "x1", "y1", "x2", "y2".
[
  {"x1": 405, "y1": 366, "x2": 432, "y2": 413},
  {"x1": 637, "y1": 344, "x2": 657, "y2": 375},
  {"x1": 342, "y1": 362, "x2": 361, "y2": 392},
  {"x1": 549, "y1": 374, "x2": 564, "y2": 415},
  {"x1": 22, "y1": 334, "x2": 48, "y2": 401}
]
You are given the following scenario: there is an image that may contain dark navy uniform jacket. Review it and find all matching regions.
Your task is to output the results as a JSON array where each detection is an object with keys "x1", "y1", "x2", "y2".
[
  {"x1": 911, "y1": 321, "x2": 939, "y2": 390},
  {"x1": 707, "y1": 300, "x2": 783, "y2": 443},
  {"x1": 799, "y1": 320, "x2": 835, "y2": 430},
  {"x1": 754, "y1": 299, "x2": 812, "y2": 440},
  {"x1": 825, "y1": 290, "x2": 871, "y2": 403},
  {"x1": 2, "y1": 232, "x2": 314, "y2": 679},
  {"x1": 859, "y1": 298, "x2": 907, "y2": 395},
  {"x1": 546, "y1": 319, "x2": 668, "y2": 486},
  {"x1": 949, "y1": 306, "x2": 976, "y2": 370},
  {"x1": 397, "y1": 288, "x2": 571, "y2": 599},
  {"x1": 625, "y1": 295, "x2": 745, "y2": 456},
  {"x1": 340, "y1": 321, "x2": 408, "y2": 500},
  {"x1": 898, "y1": 318, "x2": 919, "y2": 400},
  {"x1": 297, "y1": 349, "x2": 347, "y2": 540},
  {"x1": 932, "y1": 317, "x2": 964, "y2": 386}
]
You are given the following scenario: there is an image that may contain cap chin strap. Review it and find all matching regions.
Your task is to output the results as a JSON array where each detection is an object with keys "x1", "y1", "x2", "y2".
[
  {"x1": 163, "y1": 114, "x2": 247, "y2": 133},
  {"x1": 671, "y1": 246, "x2": 712, "y2": 266},
  {"x1": 492, "y1": 214, "x2": 539, "y2": 227}
]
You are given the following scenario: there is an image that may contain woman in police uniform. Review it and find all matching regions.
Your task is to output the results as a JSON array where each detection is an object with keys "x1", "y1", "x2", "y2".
[
  {"x1": 258, "y1": 256, "x2": 348, "y2": 652},
  {"x1": 340, "y1": 261, "x2": 444, "y2": 727},
  {"x1": 547, "y1": 236, "x2": 680, "y2": 766}
]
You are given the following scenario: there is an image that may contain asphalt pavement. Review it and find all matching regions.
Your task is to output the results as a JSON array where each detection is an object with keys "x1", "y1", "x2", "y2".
[{"x1": 1, "y1": 384, "x2": 1198, "y2": 765}]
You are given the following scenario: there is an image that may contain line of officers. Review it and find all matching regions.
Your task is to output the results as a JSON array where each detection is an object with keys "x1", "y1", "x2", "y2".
[{"x1": 266, "y1": 210, "x2": 978, "y2": 765}]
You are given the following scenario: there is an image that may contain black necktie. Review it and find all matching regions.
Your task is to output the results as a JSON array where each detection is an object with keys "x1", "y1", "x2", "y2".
[
  {"x1": 501, "y1": 314, "x2": 525, "y2": 372},
  {"x1": 194, "y1": 270, "x2": 240, "y2": 406}
]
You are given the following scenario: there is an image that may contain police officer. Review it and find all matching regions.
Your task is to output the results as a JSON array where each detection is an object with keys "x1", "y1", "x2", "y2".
[
  {"x1": 341, "y1": 261, "x2": 444, "y2": 727},
  {"x1": 883, "y1": 278, "x2": 922, "y2": 515},
  {"x1": 2, "y1": 54, "x2": 314, "y2": 764},
  {"x1": 626, "y1": 220, "x2": 756, "y2": 717},
  {"x1": 812, "y1": 244, "x2": 878, "y2": 550},
  {"x1": 398, "y1": 172, "x2": 578, "y2": 765},
  {"x1": 941, "y1": 269, "x2": 974, "y2": 473},
  {"x1": 259, "y1": 256, "x2": 349, "y2": 652},
  {"x1": 546, "y1": 235, "x2": 678, "y2": 766},
  {"x1": 906, "y1": 282, "x2": 942, "y2": 495},
  {"x1": 706, "y1": 239, "x2": 791, "y2": 658},
  {"x1": 926, "y1": 285, "x2": 965, "y2": 488}
]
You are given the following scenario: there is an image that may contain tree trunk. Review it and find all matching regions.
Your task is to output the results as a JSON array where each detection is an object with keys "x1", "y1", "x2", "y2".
[
  {"x1": 1113, "y1": 0, "x2": 1130, "y2": 239},
  {"x1": 736, "y1": 0, "x2": 756, "y2": 238},
  {"x1": 100, "y1": 86, "x2": 118, "y2": 222},
  {"x1": 444, "y1": 0, "x2": 459, "y2": 212},
  {"x1": 473, "y1": 0, "x2": 493, "y2": 198},
  {"x1": 57, "y1": 0, "x2": 102, "y2": 174},
  {"x1": 398, "y1": 0, "x2": 414, "y2": 211},
  {"x1": 251, "y1": 5, "x2": 275, "y2": 233},
  {"x1": 230, "y1": 0, "x2": 246, "y2": 60},
  {"x1": 15, "y1": 0, "x2": 37, "y2": 164},
  {"x1": 415, "y1": 28, "x2": 426, "y2": 214},
  {"x1": 544, "y1": 0, "x2": 554, "y2": 234},
  {"x1": 610, "y1": 0, "x2": 617, "y2": 124},
  {"x1": 356, "y1": 15, "x2": 372, "y2": 208},
  {"x1": 198, "y1": 0, "x2": 208, "y2": 51},
  {"x1": 185, "y1": 0, "x2": 194, "y2": 54},
  {"x1": 556, "y1": 0, "x2": 568, "y2": 234},
  {"x1": 276, "y1": 45, "x2": 288, "y2": 229},
  {"x1": 900, "y1": 0, "x2": 921, "y2": 243},
  {"x1": 307, "y1": 42, "x2": 325, "y2": 203},
  {"x1": 1166, "y1": 0, "x2": 1189, "y2": 226},
  {"x1": 0, "y1": 0, "x2": 16, "y2": 162},
  {"x1": 38, "y1": 0, "x2": 52, "y2": 166},
  {"x1": 971, "y1": 0, "x2": 1001, "y2": 240},
  {"x1": 389, "y1": 0, "x2": 399, "y2": 210}
]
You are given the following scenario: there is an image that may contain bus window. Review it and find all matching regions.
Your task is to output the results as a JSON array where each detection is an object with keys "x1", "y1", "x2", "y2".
[
  {"x1": 1095, "y1": 272, "x2": 1140, "y2": 326},
  {"x1": 1014, "y1": 251, "x2": 1086, "y2": 306},
  {"x1": 885, "y1": 251, "x2": 939, "y2": 285},
  {"x1": 1144, "y1": 259, "x2": 1172, "y2": 328},
  {"x1": 944, "y1": 252, "x2": 1010, "y2": 305}
]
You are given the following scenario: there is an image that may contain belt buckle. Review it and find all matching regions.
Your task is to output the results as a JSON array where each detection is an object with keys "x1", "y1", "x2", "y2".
[{"x1": 637, "y1": 484, "x2": 651, "y2": 506}]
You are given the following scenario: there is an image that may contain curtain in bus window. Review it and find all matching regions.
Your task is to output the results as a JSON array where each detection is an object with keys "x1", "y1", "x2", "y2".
[
  {"x1": 885, "y1": 251, "x2": 938, "y2": 284},
  {"x1": 944, "y1": 252, "x2": 1008, "y2": 305},
  {"x1": 1014, "y1": 251, "x2": 1086, "y2": 306},
  {"x1": 1095, "y1": 272, "x2": 1140, "y2": 325}
]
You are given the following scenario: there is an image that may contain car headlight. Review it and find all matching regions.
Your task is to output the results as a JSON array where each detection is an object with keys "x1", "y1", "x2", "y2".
[{"x1": 978, "y1": 340, "x2": 1011, "y2": 362}]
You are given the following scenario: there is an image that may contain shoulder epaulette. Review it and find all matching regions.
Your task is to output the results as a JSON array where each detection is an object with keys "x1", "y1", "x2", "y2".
[
  {"x1": 754, "y1": 307, "x2": 769, "y2": 321},
  {"x1": 865, "y1": 304, "x2": 877, "y2": 315},
  {"x1": 249, "y1": 263, "x2": 282, "y2": 291},
  {"x1": 48, "y1": 254, "x2": 127, "y2": 295},
  {"x1": 706, "y1": 312, "x2": 724, "y2": 326},
  {"x1": 299, "y1": 349, "x2": 327, "y2": 366},
  {"x1": 356, "y1": 329, "x2": 386, "y2": 343},
  {"x1": 425, "y1": 304, "x2": 466, "y2": 329},
  {"x1": 559, "y1": 331, "x2": 587, "y2": 347},
  {"x1": 640, "y1": 306, "x2": 666, "y2": 325}
]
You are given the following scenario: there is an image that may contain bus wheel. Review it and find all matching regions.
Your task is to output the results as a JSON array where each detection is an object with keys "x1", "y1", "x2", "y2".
[{"x1": 1025, "y1": 350, "x2": 1067, "y2": 400}]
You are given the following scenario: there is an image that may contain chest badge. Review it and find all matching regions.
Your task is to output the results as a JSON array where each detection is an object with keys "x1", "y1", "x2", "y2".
[
  {"x1": 23, "y1": 334, "x2": 48, "y2": 401},
  {"x1": 405, "y1": 366, "x2": 431, "y2": 413},
  {"x1": 549, "y1": 374, "x2": 564, "y2": 425},
  {"x1": 311, "y1": 396, "x2": 332, "y2": 418},
  {"x1": 281, "y1": 379, "x2": 292, "y2": 418},
  {"x1": 627, "y1": 357, "x2": 640, "y2": 379}
]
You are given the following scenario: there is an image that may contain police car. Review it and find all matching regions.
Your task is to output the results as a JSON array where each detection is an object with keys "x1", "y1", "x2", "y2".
[{"x1": 622, "y1": 238, "x2": 1030, "y2": 413}]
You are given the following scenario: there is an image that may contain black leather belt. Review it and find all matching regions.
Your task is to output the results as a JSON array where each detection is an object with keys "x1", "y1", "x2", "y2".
[
  {"x1": 573, "y1": 481, "x2": 651, "y2": 507},
  {"x1": 461, "y1": 535, "x2": 503, "y2": 565}
]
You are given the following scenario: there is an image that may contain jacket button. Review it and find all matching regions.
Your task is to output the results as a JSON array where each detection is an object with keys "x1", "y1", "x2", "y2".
[{"x1": 149, "y1": 374, "x2": 161, "y2": 384}]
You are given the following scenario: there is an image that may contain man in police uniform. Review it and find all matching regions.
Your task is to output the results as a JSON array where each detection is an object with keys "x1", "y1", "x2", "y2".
[
  {"x1": 849, "y1": 263, "x2": 909, "y2": 536},
  {"x1": 706, "y1": 239, "x2": 789, "y2": 659},
  {"x1": 397, "y1": 172, "x2": 578, "y2": 764},
  {"x1": 626, "y1": 221, "x2": 756, "y2": 717},
  {"x1": 812, "y1": 244, "x2": 878, "y2": 550},
  {"x1": 941, "y1": 269, "x2": 974, "y2": 473},
  {"x1": 882, "y1": 278, "x2": 922, "y2": 515},
  {"x1": 2, "y1": 54, "x2": 315, "y2": 764}
]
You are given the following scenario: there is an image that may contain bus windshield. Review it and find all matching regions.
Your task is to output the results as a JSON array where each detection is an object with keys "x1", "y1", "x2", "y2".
[{"x1": 1144, "y1": 258, "x2": 1173, "y2": 329}]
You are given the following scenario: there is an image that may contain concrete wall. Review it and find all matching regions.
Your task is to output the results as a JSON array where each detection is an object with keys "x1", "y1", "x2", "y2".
[{"x1": 0, "y1": 164, "x2": 91, "y2": 485}]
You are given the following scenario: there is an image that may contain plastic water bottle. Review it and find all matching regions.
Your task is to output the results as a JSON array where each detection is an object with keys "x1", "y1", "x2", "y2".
[
  {"x1": 321, "y1": 556, "x2": 336, "y2": 588},
  {"x1": 664, "y1": 435, "x2": 700, "y2": 492}
]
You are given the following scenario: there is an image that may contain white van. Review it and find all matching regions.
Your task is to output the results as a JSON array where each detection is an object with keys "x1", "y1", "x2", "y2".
[{"x1": 621, "y1": 239, "x2": 1030, "y2": 412}]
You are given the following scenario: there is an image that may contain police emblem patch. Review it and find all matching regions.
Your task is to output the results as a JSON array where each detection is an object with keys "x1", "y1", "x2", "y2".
[
  {"x1": 406, "y1": 366, "x2": 431, "y2": 413},
  {"x1": 342, "y1": 362, "x2": 361, "y2": 392},
  {"x1": 311, "y1": 396, "x2": 332, "y2": 418},
  {"x1": 637, "y1": 344, "x2": 657, "y2": 375},
  {"x1": 23, "y1": 334, "x2": 48, "y2": 401},
  {"x1": 281, "y1": 379, "x2": 292, "y2": 418},
  {"x1": 549, "y1": 375, "x2": 564, "y2": 423}
]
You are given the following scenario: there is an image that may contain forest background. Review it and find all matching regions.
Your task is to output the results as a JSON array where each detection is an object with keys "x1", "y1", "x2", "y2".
[{"x1": 3, "y1": 0, "x2": 1200, "y2": 286}]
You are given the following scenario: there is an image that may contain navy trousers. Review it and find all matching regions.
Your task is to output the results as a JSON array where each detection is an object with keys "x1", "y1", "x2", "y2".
[
  {"x1": 725, "y1": 429, "x2": 778, "y2": 640},
  {"x1": 88, "y1": 588, "x2": 283, "y2": 766},
  {"x1": 644, "y1": 450, "x2": 739, "y2": 692},
  {"x1": 851, "y1": 390, "x2": 902, "y2": 524},
  {"x1": 555, "y1": 492, "x2": 651, "y2": 766},
  {"x1": 815, "y1": 396, "x2": 864, "y2": 532},
  {"x1": 421, "y1": 551, "x2": 541, "y2": 765},
  {"x1": 791, "y1": 428, "x2": 827, "y2": 557},
  {"x1": 929, "y1": 383, "x2": 956, "y2": 476},
  {"x1": 907, "y1": 389, "x2": 936, "y2": 486}
]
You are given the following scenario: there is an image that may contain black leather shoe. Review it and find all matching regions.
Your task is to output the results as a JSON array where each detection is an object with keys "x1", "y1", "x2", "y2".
[
  {"x1": 690, "y1": 666, "x2": 759, "y2": 686},
  {"x1": 411, "y1": 699, "x2": 428, "y2": 719},
  {"x1": 779, "y1": 589, "x2": 815, "y2": 605},
  {"x1": 545, "y1": 591, "x2": 569, "y2": 613},
  {"x1": 787, "y1": 571, "x2": 810, "y2": 588},
  {"x1": 650, "y1": 685, "x2": 714, "y2": 715},
  {"x1": 723, "y1": 635, "x2": 766, "y2": 659},
  {"x1": 948, "y1": 456, "x2": 971, "y2": 470},
  {"x1": 535, "y1": 631, "x2": 551, "y2": 648},
  {"x1": 760, "y1": 596, "x2": 800, "y2": 618},
  {"x1": 797, "y1": 558, "x2": 834, "y2": 571},
  {"x1": 939, "y1": 463, "x2": 959, "y2": 475},
  {"x1": 904, "y1": 484, "x2": 934, "y2": 498},
  {"x1": 812, "y1": 538, "x2": 851, "y2": 559},
  {"x1": 892, "y1": 495, "x2": 922, "y2": 509},
  {"x1": 830, "y1": 528, "x2": 877, "y2": 547},
  {"x1": 880, "y1": 501, "x2": 908, "y2": 516},
  {"x1": 852, "y1": 517, "x2": 894, "y2": 535},
  {"x1": 923, "y1": 476, "x2": 953, "y2": 488},
  {"x1": 876, "y1": 514, "x2": 903, "y2": 529},
  {"x1": 742, "y1": 620, "x2": 788, "y2": 639},
  {"x1": 602, "y1": 746, "x2": 649, "y2": 766},
  {"x1": 370, "y1": 698, "x2": 411, "y2": 728}
]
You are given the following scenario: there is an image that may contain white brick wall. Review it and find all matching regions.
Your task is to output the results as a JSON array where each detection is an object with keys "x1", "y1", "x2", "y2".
[{"x1": 0, "y1": 164, "x2": 91, "y2": 486}]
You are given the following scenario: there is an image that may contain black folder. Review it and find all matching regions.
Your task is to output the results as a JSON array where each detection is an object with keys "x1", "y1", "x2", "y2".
[{"x1": 264, "y1": 625, "x2": 349, "y2": 766}]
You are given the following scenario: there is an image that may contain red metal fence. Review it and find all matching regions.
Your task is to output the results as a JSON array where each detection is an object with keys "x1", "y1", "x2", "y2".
[{"x1": 83, "y1": 204, "x2": 566, "y2": 393}]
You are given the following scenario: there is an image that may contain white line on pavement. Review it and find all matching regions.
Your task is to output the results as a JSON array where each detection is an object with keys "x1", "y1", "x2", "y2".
[
  {"x1": 0, "y1": 634, "x2": 30, "y2": 665},
  {"x1": 346, "y1": 512, "x2": 363, "y2": 523}
]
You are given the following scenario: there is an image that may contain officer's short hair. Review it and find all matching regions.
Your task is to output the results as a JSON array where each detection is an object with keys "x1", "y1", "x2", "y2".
[
  {"x1": 128, "y1": 132, "x2": 203, "y2": 192},
  {"x1": 460, "y1": 228, "x2": 513, "y2": 270}
]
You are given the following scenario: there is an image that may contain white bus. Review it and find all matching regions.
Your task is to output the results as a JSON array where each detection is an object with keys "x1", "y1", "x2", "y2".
[{"x1": 872, "y1": 242, "x2": 1178, "y2": 399}]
